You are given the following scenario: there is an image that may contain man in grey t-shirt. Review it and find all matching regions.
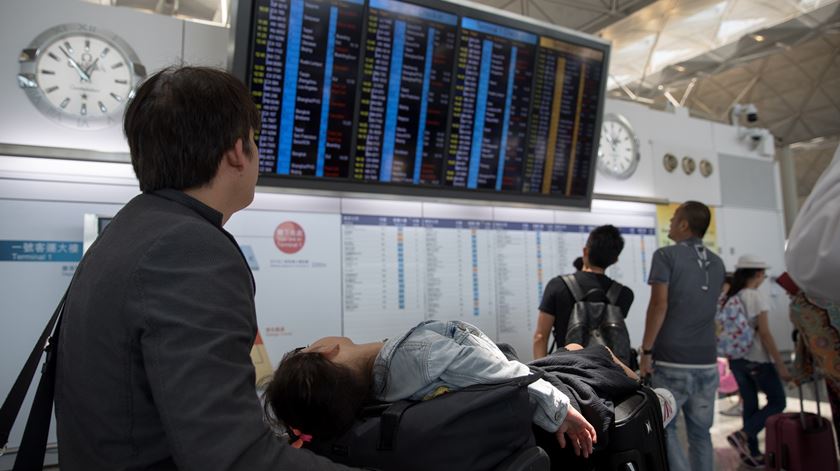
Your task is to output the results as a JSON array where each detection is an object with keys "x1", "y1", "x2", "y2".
[{"x1": 640, "y1": 201, "x2": 725, "y2": 471}]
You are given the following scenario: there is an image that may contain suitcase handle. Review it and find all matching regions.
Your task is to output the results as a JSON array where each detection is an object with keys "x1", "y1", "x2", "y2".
[{"x1": 797, "y1": 379, "x2": 822, "y2": 431}]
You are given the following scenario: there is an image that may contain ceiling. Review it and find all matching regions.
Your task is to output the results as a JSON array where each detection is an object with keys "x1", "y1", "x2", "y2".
[
  {"x1": 81, "y1": 0, "x2": 659, "y2": 30},
  {"x1": 600, "y1": 0, "x2": 840, "y2": 207}
]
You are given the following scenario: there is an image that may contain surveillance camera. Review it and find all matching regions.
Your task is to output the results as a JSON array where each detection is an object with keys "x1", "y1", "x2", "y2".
[
  {"x1": 745, "y1": 104, "x2": 758, "y2": 122},
  {"x1": 731, "y1": 103, "x2": 759, "y2": 125},
  {"x1": 748, "y1": 128, "x2": 764, "y2": 142}
]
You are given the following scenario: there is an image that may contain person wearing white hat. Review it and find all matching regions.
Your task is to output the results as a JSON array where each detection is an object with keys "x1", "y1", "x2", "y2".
[{"x1": 724, "y1": 254, "x2": 791, "y2": 468}]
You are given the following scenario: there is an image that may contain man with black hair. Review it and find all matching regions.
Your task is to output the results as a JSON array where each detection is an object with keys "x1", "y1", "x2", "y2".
[
  {"x1": 640, "y1": 201, "x2": 725, "y2": 471},
  {"x1": 54, "y1": 67, "x2": 354, "y2": 470},
  {"x1": 533, "y1": 225, "x2": 634, "y2": 360}
]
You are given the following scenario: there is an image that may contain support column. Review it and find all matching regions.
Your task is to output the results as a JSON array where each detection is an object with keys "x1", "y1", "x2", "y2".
[{"x1": 778, "y1": 145, "x2": 799, "y2": 236}]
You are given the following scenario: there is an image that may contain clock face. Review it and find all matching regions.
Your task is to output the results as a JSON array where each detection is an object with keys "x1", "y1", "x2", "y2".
[
  {"x1": 18, "y1": 24, "x2": 145, "y2": 130},
  {"x1": 597, "y1": 114, "x2": 640, "y2": 179},
  {"x1": 682, "y1": 156, "x2": 696, "y2": 175}
]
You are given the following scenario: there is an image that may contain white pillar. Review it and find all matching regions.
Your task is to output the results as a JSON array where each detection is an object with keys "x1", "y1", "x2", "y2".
[{"x1": 778, "y1": 145, "x2": 799, "y2": 236}]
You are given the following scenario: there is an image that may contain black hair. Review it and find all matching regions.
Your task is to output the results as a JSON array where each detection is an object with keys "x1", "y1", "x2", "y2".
[
  {"x1": 573, "y1": 257, "x2": 584, "y2": 271},
  {"x1": 263, "y1": 349, "x2": 371, "y2": 439},
  {"x1": 586, "y1": 225, "x2": 624, "y2": 269},
  {"x1": 680, "y1": 201, "x2": 712, "y2": 238},
  {"x1": 123, "y1": 66, "x2": 260, "y2": 192},
  {"x1": 726, "y1": 268, "x2": 763, "y2": 301}
]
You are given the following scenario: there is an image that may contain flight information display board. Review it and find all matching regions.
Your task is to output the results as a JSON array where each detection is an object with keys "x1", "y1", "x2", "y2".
[{"x1": 239, "y1": 0, "x2": 609, "y2": 207}]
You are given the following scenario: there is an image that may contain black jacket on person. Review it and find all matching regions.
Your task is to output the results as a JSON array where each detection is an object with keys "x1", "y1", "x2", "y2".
[{"x1": 55, "y1": 190, "x2": 352, "y2": 470}]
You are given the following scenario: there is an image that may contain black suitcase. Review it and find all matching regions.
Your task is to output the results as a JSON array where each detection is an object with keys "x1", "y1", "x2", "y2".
[
  {"x1": 602, "y1": 387, "x2": 669, "y2": 471},
  {"x1": 535, "y1": 386, "x2": 669, "y2": 471}
]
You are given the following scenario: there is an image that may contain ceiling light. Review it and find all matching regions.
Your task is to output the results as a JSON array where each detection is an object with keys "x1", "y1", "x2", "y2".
[
  {"x1": 674, "y1": 65, "x2": 686, "y2": 72},
  {"x1": 752, "y1": 34, "x2": 765, "y2": 42}
]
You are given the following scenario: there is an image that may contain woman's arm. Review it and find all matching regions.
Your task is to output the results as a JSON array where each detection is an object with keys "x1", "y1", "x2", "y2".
[
  {"x1": 533, "y1": 312, "x2": 554, "y2": 359},
  {"x1": 756, "y1": 312, "x2": 792, "y2": 381}
]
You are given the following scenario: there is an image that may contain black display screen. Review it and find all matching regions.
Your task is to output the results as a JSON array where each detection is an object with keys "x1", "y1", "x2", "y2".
[{"x1": 237, "y1": 0, "x2": 609, "y2": 207}]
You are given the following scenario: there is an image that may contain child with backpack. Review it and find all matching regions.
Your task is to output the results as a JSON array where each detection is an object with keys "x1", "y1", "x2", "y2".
[{"x1": 717, "y1": 255, "x2": 791, "y2": 469}]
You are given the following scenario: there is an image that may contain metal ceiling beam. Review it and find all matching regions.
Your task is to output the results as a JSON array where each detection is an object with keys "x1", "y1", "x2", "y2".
[
  {"x1": 577, "y1": 0, "x2": 652, "y2": 33},
  {"x1": 540, "y1": 0, "x2": 623, "y2": 16},
  {"x1": 528, "y1": 0, "x2": 560, "y2": 26}
]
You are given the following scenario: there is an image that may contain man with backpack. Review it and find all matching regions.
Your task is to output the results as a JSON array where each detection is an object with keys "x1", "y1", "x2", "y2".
[
  {"x1": 639, "y1": 201, "x2": 725, "y2": 471},
  {"x1": 533, "y1": 225, "x2": 634, "y2": 361}
]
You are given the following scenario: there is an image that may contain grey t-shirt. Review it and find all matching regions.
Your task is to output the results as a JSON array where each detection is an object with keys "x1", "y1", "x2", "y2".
[{"x1": 648, "y1": 237, "x2": 726, "y2": 365}]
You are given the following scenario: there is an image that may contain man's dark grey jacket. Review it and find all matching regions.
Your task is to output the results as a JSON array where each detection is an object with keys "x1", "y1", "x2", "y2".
[{"x1": 55, "y1": 190, "x2": 352, "y2": 470}]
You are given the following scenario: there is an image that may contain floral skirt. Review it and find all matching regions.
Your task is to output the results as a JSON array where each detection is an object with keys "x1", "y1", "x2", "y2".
[{"x1": 789, "y1": 293, "x2": 840, "y2": 438}]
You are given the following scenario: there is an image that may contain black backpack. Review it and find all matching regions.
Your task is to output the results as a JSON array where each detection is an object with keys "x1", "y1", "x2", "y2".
[
  {"x1": 304, "y1": 374, "x2": 545, "y2": 471},
  {"x1": 554, "y1": 275, "x2": 633, "y2": 367}
]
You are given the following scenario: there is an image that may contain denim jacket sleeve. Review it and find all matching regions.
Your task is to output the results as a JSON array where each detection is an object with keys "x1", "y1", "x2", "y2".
[{"x1": 423, "y1": 331, "x2": 570, "y2": 432}]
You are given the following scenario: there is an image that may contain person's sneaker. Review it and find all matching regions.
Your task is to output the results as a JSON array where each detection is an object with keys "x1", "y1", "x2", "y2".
[
  {"x1": 738, "y1": 452, "x2": 765, "y2": 469},
  {"x1": 726, "y1": 430, "x2": 751, "y2": 458},
  {"x1": 720, "y1": 401, "x2": 742, "y2": 417},
  {"x1": 653, "y1": 387, "x2": 677, "y2": 428}
]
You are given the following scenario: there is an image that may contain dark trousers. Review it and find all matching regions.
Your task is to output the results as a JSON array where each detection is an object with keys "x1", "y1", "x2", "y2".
[{"x1": 729, "y1": 359, "x2": 787, "y2": 456}]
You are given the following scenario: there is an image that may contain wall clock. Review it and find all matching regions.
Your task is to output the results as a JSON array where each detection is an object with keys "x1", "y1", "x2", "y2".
[
  {"x1": 17, "y1": 23, "x2": 146, "y2": 130},
  {"x1": 699, "y1": 159, "x2": 714, "y2": 177},
  {"x1": 663, "y1": 153, "x2": 677, "y2": 172},
  {"x1": 597, "y1": 113, "x2": 640, "y2": 179},
  {"x1": 682, "y1": 156, "x2": 696, "y2": 175}
]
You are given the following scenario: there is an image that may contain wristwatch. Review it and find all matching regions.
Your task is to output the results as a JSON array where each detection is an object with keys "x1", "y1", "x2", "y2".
[{"x1": 642, "y1": 348, "x2": 654, "y2": 356}]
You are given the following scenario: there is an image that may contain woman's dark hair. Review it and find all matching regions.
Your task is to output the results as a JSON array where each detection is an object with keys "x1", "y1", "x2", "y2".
[
  {"x1": 726, "y1": 268, "x2": 763, "y2": 301},
  {"x1": 263, "y1": 349, "x2": 371, "y2": 439},
  {"x1": 586, "y1": 225, "x2": 624, "y2": 269},
  {"x1": 123, "y1": 66, "x2": 260, "y2": 192}
]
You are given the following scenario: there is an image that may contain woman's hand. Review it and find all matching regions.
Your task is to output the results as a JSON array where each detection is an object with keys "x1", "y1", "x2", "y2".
[
  {"x1": 555, "y1": 406, "x2": 597, "y2": 458},
  {"x1": 639, "y1": 353, "x2": 654, "y2": 378},
  {"x1": 776, "y1": 362, "x2": 793, "y2": 383}
]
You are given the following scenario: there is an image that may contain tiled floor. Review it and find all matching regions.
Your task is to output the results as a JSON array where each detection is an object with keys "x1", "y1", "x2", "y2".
[{"x1": 669, "y1": 381, "x2": 837, "y2": 470}]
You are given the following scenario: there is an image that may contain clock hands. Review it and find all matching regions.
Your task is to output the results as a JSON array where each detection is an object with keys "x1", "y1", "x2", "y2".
[
  {"x1": 59, "y1": 45, "x2": 91, "y2": 82},
  {"x1": 83, "y1": 57, "x2": 100, "y2": 78}
]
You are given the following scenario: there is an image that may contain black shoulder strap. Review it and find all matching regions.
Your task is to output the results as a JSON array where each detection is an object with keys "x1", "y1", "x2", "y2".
[
  {"x1": 379, "y1": 401, "x2": 414, "y2": 451},
  {"x1": 561, "y1": 274, "x2": 586, "y2": 302},
  {"x1": 605, "y1": 282, "x2": 623, "y2": 306},
  {"x1": 0, "y1": 286, "x2": 68, "y2": 468}
]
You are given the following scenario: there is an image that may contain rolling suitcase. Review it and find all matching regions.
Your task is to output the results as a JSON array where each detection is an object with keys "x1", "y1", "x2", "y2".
[
  {"x1": 599, "y1": 386, "x2": 669, "y2": 471},
  {"x1": 765, "y1": 381, "x2": 838, "y2": 471}
]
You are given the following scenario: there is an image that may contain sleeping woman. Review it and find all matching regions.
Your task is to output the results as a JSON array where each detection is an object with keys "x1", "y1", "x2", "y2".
[{"x1": 263, "y1": 320, "x2": 675, "y2": 458}]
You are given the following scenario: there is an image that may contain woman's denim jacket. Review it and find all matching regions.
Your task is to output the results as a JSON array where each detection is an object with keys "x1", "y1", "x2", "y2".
[{"x1": 371, "y1": 320, "x2": 569, "y2": 432}]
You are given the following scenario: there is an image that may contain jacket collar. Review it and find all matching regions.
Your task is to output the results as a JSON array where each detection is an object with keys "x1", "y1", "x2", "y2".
[
  {"x1": 148, "y1": 188, "x2": 255, "y2": 294},
  {"x1": 150, "y1": 189, "x2": 224, "y2": 228}
]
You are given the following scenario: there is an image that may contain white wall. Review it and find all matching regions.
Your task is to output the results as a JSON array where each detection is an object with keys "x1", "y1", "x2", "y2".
[
  {"x1": 0, "y1": 0, "x2": 228, "y2": 153},
  {"x1": 594, "y1": 101, "x2": 722, "y2": 205},
  {"x1": 594, "y1": 100, "x2": 791, "y2": 351}
]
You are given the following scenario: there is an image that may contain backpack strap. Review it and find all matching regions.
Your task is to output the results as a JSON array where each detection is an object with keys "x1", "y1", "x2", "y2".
[
  {"x1": 561, "y1": 275, "x2": 586, "y2": 303},
  {"x1": 379, "y1": 401, "x2": 414, "y2": 451},
  {"x1": 0, "y1": 285, "x2": 67, "y2": 469},
  {"x1": 605, "y1": 282, "x2": 623, "y2": 306}
]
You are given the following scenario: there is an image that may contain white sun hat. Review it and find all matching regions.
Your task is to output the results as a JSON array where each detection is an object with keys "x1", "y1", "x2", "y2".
[{"x1": 735, "y1": 254, "x2": 770, "y2": 270}]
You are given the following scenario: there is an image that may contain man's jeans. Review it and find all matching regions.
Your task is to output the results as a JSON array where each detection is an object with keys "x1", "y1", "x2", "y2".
[
  {"x1": 729, "y1": 359, "x2": 786, "y2": 456},
  {"x1": 651, "y1": 364, "x2": 718, "y2": 471}
]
